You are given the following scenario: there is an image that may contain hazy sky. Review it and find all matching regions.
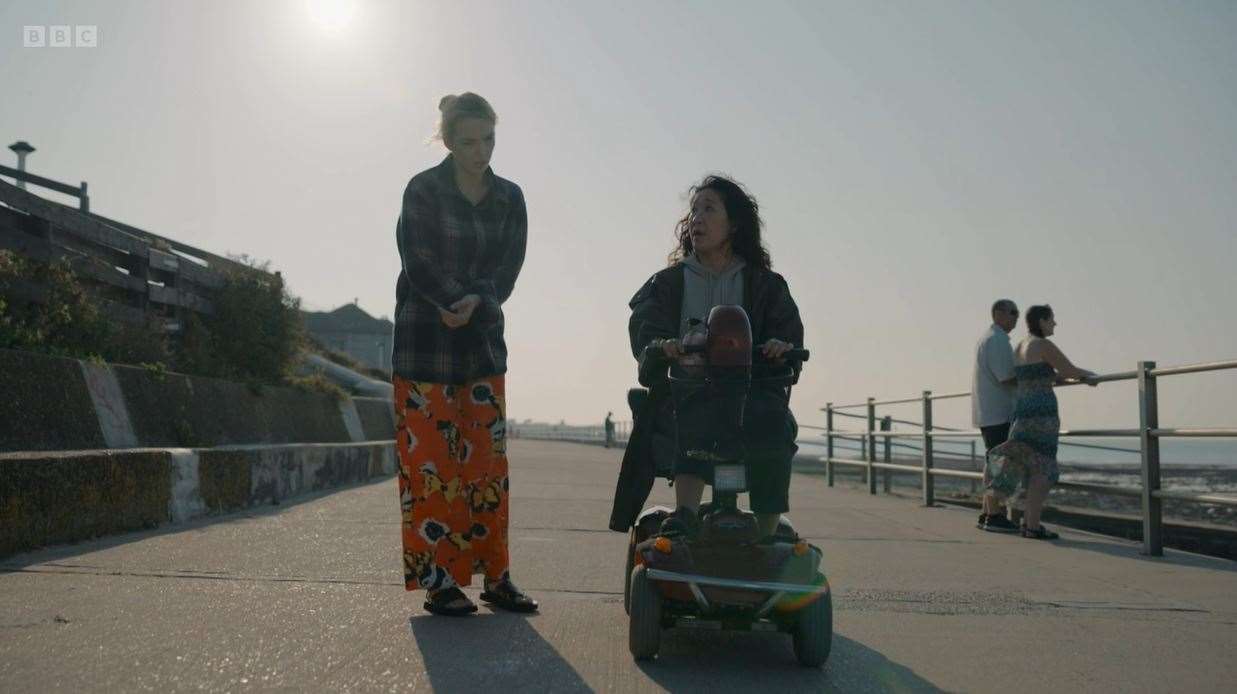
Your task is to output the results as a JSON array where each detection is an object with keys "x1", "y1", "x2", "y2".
[{"x1": 3, "y1": 0, "x2": 1235, "y2": 431}]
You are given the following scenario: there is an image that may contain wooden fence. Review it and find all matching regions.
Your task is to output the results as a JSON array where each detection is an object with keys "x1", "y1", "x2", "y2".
[{"x1": 0, "y1": 173, "x2": 268, "y2": 331}]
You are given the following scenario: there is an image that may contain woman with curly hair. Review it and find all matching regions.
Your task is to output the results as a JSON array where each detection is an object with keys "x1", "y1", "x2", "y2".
[{"x1": 609, "y1": 175, "x2": 805, "y2": 539}]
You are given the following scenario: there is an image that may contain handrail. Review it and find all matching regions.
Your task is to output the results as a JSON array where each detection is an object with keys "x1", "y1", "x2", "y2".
[
  {"x1": 1151, "y1": 359, "x2": 1237, "y2": 378},
  {"x1": 823, "y1": 356, "x2": 1237, "y2": 410},
  {"x1": 816, "y1": 357, "x2": 1237, "y2": 556},
  {"x1": 818, "y1": 407, "x2": 1141, "y2": 455},
  {"x1": 0, "y1": 163, "x2": 88, "y2": 210}
]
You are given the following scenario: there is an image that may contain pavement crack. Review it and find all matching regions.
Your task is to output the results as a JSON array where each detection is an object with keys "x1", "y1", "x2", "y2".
[
  {"x1": 1034, "y1": 600, "x2": 1211, "y2": 614},
  {"x1": 805, "y1": 536, "x2": 969, "y2": 544},
  {"x1": 512, "y1": 526, "x2": 612, "y2": 534}
]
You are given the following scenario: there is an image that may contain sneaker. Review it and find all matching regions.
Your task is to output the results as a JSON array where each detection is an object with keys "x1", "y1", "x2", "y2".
[
  {"x1": 982, "y1": 514, "x2": 1019, "y2": 533},
  {"x1": 1021, "y1": 524, "x2": 1060, "y2": 540},
  {"x1": 659, "y1": 506, "x2": 699, "y2": 539},
  {"x1": 976, "y1": 513, "x2": 989, "y2": 530}
]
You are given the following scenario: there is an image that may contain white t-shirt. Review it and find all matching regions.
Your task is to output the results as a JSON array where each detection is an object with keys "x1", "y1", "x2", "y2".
[{"x1": 972, "y1": 324, "x2": 1015, "y2": 427}]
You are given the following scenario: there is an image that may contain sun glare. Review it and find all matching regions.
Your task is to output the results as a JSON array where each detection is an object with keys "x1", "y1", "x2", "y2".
[{"x1": 306, "y1": 0, "x2": 357, "y2": 34}]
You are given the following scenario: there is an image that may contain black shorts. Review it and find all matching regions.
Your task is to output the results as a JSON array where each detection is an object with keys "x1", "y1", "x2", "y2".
[
  {"x1": 981, "y1": 422, "x2": 1011, "y2": 452},
  {"x1": 660, "y1": 387, "x2": 797, "y2": 515}
]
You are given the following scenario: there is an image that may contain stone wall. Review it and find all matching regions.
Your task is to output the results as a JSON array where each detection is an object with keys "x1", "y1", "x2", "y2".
[
  {"x1": 0, "y1": 442, "x2": 396, "y2": 558},
  {"x1": 0, "y1": 348, "x2": 392, "y2": 452}
]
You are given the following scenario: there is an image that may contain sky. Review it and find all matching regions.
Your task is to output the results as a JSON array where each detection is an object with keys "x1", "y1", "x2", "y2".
[{"x1": 2, "y1": 0, "x2": 1235, "y2": 432}]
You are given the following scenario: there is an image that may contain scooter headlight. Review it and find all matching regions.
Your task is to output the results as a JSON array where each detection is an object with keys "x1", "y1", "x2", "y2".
[{"x1": 713, "y1": 464, "x2": 747, "y2": 492}]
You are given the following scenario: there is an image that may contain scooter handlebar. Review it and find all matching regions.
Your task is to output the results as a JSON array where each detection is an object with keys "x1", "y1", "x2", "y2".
[
  {"x1": 773, "y1": 348, "x2": 810, "y2": 363},
  {"x1": 669, "y1": 344, "x2": 809, "y2": 363}
]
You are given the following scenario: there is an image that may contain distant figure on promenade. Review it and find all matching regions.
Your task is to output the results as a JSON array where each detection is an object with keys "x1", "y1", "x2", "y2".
[
  {"x1": 391, "y1": 92, "x2": 536, "y2": 616},
  {"x1": 610, "y1": 174, "x2": 804, "y2": 540},
  {"x1": 604, "y1": 411, "x2": 615, "y2": 448},
  {"x1": 973, "y1": 299, "x2": 1020, "y2": 533},
  {"x1": 984, "y1": 305, "x2": 1096, "y2": 540}
]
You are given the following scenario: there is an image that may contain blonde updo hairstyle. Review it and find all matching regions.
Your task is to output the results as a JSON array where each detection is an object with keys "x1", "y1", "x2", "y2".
[{"x1": 436, "y1": 92, "x2": 497, "y2": 148}]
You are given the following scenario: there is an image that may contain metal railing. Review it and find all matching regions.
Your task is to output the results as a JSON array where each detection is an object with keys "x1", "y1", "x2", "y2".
[
  {"x1": 0, "y1": 163, "x2": 89, "y2": 211},
  {"x1": 0, "y1": 173, "x2": 269, "y2": 332},
  {"x1": 818, "y1": 359, "x2": 1237, "y2": 556},
  {"x1": 509, "y1": 420, "x2": 632, "y2": 447}
]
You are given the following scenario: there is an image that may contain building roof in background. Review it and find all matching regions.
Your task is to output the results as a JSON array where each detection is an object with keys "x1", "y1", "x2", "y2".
[{"x1": 303, "y1": 303, "x2": 393, "y2": 335}]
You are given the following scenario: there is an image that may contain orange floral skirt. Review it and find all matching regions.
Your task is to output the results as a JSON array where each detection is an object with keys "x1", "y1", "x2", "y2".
[{"x1": 394, "y1": 375, "x2": 509, "y2": 592}]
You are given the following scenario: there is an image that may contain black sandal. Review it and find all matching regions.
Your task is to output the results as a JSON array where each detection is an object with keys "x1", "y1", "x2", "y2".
[
  {"x1": 480, "y1": 579, "x2": 539, "y2": 613},
  {"x1": 424, "y1": 587, "x2": 478, "y2": 616},
  {"x1": 1021, "y1": 525, "x2": 1059, "y2": 540}
]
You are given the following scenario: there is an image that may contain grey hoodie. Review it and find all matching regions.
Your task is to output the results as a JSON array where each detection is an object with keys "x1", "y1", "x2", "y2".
[{"x1": 680, "y1": 254, "x2": 746, "y2": 337}]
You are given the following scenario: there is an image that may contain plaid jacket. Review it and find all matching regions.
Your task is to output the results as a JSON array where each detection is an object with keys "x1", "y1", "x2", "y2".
[{"x1": 392, "y1": 155, "x2": 527, "y2": 384}]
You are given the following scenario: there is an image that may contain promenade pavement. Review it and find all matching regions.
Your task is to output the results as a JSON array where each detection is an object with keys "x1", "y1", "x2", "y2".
[{"x1": 2, "y1": 439, "x2": 1234, "y2": 692}]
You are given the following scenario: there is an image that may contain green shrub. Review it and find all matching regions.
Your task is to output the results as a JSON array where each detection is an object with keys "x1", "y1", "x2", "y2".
[
  {"x1": 0, "y1": 251, "x2": 170, "y2": 365},
  {"x1": 0, "y1": 251, "x2": 305, "y2": 388},
  {"x1": 187, "y1": 256, "x2": 306, "y2": 384},
  {"x1": 285, "y1": 372, "x2": 347, "y2": 402}
]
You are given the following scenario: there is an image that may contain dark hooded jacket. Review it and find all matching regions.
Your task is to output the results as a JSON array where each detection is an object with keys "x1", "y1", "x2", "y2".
[{"x1": 608, "y1": 262, "x2": 805, "y2": 531}]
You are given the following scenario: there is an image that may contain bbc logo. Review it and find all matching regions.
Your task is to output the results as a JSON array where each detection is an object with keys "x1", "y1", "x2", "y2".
[{"x1": 23, "y1": 25, "x2": 99, "y2": 48}]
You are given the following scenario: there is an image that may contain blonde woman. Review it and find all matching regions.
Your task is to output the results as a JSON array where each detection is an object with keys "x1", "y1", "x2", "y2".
[{"x1": 392, "y1": 93, "x2": 535, "y2": 616}]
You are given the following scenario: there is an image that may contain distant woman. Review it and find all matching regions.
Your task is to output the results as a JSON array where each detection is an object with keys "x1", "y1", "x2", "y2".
[
  {"x1": 392, "y1": 93, "x2": 535, "y2": 615},
  {"x1": 983, "y1": 305, "x2": 1096, "y2": 540}
]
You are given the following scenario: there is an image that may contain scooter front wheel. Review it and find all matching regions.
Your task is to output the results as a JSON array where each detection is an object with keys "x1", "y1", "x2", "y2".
[{"x1": 628, "y1": 565, "x2": 662, "y2": 660}]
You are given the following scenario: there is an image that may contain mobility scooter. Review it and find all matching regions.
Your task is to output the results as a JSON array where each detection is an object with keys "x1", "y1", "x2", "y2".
[{"x1": 623, "y1": 305, "x2": 831, "y2": 667}]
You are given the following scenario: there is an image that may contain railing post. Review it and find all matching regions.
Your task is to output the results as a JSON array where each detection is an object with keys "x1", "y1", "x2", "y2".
[
  {"x1": 881, "y1": 416, "x2": 892, "y2": 493},
  {"x1": 969, "y1": 440, "x2": 977, "y2": 495},
  {"x1": 866, "y1": 398, "x2": 877, "y2": 494},
  {"x1": 1138, "y1": 360, "x2": 1162, "y2": 556},
  {"x1": 922, "y1": 391, "x2": 934, "y2": 506},
  {"x1": 78, "y1": 181, "x2": 89, "y2": 213},
  {"x1": 825, "y1": 403, "x2": 835, "y2": 487}
]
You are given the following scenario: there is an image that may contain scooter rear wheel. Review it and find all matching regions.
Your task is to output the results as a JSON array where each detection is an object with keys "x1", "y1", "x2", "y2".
[
  {"x1": 628, "y1": 565, "x2": 662, "y2": 660},
  {"x1": 792, "y1": 588, "x2": 833, "y2": 667}
]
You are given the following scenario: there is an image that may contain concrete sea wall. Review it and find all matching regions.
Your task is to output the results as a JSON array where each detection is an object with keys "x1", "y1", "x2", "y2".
[
  {"x1": 0, "y1": 348, "x2": 396, "y2": 452},
  {"x1": 0, "y1": 441, "x2": 396, "y2": 559}
]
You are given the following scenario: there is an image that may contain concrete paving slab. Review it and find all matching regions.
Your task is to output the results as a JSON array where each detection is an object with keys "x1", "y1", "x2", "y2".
[{"x1": 2, "y1": 439, "x2": 1234, "y2": 692}]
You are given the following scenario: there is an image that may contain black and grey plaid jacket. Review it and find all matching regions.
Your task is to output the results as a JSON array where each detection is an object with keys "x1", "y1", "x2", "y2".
[{"x1": 392, "y1": 155, "x2": 527, "y2": 384}]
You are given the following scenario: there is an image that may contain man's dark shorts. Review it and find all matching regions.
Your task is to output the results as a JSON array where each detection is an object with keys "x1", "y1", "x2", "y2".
[
  {"x1": 651, "y1": 387, "x2": 796, "y2": 515},
  {"x1": 981, "y1": 422, "x2": 1011, "y2": 452}
]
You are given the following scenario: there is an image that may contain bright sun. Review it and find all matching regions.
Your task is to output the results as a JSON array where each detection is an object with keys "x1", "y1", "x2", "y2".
[{"x1": 306, "y1": 0, "x2": 357, "y2": 34}]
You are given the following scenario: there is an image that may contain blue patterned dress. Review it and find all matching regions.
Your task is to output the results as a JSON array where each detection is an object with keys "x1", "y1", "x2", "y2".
[{"x1": 985, "y1": 362, "x2": 1060, "y2": 499}]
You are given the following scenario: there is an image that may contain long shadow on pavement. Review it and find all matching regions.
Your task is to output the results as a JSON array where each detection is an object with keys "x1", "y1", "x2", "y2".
[
  {"x1": 409, "y1": 608, "x2": 590, "y2": 693},
  {"x1": 637, "y1": 631, "x2": 943, "y2": 693},
  {"x1": 1052, "y1": 537, "x2": 1237, "y2": 572}
]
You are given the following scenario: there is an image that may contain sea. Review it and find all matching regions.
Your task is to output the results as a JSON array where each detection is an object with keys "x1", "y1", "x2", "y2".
[{"x1": 795, "y1": 435, "x2": 1237, "y2": 524}]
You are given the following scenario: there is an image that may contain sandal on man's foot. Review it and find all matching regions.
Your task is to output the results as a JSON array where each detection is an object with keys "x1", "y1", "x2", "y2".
[
  {"x1": 480, "y1": 580, "x2": 539, "y2": 613},
  {"x1": 1021, "y1": 525, "x2": 1059, "y2": 540},
  {"x1": 424, "y1": 587, "x2": 477, "y2": 616}
]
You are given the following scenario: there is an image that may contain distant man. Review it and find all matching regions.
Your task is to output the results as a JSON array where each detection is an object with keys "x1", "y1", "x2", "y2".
[
  {"x1": 973, "y1": 299, "x2": 1020, "y2": 533},
  {"x1": 604, "y1": 411, "x2": 615, "y2": 449}
]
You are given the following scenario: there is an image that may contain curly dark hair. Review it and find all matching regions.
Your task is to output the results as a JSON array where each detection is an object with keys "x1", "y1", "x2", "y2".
[{"x1": 668, "y1": 175, "x2": 772, "y2": 271}]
